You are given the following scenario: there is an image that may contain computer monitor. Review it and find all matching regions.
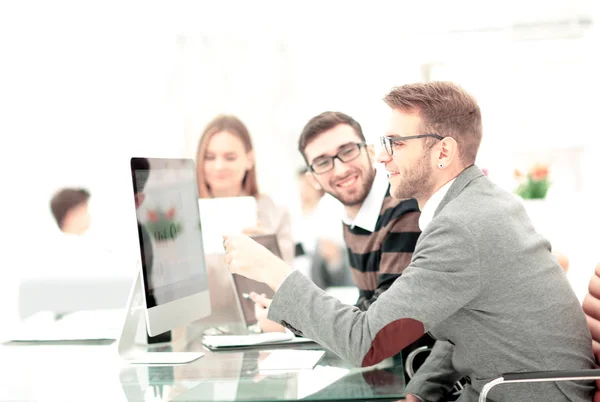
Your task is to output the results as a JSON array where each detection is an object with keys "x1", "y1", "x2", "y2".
[{"x1": 118, "y1": 157, "x2": 211, "y2": 364}]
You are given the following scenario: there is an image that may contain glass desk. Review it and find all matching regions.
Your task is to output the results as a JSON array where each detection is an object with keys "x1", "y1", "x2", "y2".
[{"x1": 0, "y1": 322, "x2": 406, "y2": 402}]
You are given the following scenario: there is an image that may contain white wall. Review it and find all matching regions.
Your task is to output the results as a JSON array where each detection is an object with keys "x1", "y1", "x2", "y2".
[{"x1": 0, "y1": 1, "x2": 598, "y2": 323}]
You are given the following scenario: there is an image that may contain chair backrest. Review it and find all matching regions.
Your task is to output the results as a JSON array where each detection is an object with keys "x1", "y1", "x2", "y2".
[{"x1": 582, "y1": 264, "x2": 600, "y2": 363}]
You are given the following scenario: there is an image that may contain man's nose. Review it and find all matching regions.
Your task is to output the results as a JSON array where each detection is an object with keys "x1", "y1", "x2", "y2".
[
  {"x1": 375, "y1": 147, "x2": 392, "y2": 164},
  {"x1": 332, "y1": 157, "x2": 350, "y2": 175}
]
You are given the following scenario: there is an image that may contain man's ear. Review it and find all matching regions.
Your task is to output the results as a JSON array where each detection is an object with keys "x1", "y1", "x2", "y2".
[
  {"x1": 437, "y1": 137, "x2": 458, "y2": 168},
  {"x1": 366, "y1": 144, "x2": 375, "y2": 161},
  {"x1": 304, "y1": 171, "x2": 323, "y2": 191}
]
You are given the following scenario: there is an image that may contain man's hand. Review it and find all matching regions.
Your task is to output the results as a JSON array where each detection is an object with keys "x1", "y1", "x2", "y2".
[
  {"x1": 251, "y1": 292, "x2": 286, "y2": 333},
  {"x1": 405, "y1": 394, "x2": 422, "y2": 402},
  {"x1": 223, "y1": 234, "x2": 293, "y2": 290}
]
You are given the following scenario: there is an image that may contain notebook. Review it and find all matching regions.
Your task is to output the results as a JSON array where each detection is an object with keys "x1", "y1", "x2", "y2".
[{"x1": 201, "y1": 331, "x2": 316, "y2": 350}]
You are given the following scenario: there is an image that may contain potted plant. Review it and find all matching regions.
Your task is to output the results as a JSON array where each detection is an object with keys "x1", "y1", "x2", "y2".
[{"x1": 514, "y1": 163, "x2": 550, "y2": 200}]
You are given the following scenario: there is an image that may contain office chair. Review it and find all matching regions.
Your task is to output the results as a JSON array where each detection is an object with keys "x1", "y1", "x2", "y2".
[
  {"x1": 405, "y1": 346, "x2": 465, "y2": 400},
  {"x1": 479, "y1": 263, "x2": 600, "y2": 402}
]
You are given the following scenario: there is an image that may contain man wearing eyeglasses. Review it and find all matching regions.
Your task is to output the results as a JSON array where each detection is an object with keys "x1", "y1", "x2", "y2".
[
  {"x1": 253, "y1": 111, "x2": 436, "y2": 381},
  {"x1": 224, "y1": 82, "x2": 595, "y2": 401},
  {"x1": 297, "y1": 111, "x2": 422, "y2": 312}
]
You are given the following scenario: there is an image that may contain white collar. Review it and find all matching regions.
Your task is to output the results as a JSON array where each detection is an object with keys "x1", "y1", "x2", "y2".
[
  {"x1": 418, "y1": 179, "x2": 456, "y2": 231},
  {"x1": 341, "y1": 169, "x2": 389, "y2": 232}
]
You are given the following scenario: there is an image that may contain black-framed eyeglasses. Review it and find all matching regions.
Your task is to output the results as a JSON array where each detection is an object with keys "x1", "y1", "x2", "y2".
[
  {"x1": 308, "y1": 142, "x2": 367, "y2": 174},
  {"x1": 380, "y1": 134, "x2": 444, "y2": 156}
]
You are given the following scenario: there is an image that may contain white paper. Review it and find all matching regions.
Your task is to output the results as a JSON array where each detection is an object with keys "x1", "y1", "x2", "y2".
[
  {"x1": 259, "y1": 350, "x2": 325, "y2": 371},
  {"x1": 7, "y1": 309, "x2": 124, "y2": 342},
  {"x1": 297, "y1": 365, "x2": 350, "y2": 399},
  {"x1": 198, "y1": 197, "x2": 258, "y2": 254},
  {"x1": 202, "y1": 331, "x2": 294, "y2": 348}
]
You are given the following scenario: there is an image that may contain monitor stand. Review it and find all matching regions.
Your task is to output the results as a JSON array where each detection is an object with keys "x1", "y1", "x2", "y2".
[{"x1": 117, "y1": 268, "x2": 204, "y2": 364}]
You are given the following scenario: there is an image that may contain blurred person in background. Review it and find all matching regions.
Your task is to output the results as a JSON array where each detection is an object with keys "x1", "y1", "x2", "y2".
[
  {"x1": 292, "y1": 166, "x2": 352, "y2": 289},
  {"x1": 195, "y1": 114, "x2": 294, "y2": 264},
  {"x1": 50, "y1": 188, "x2": 91, "y2": 235},
  {"x1": 194, "y1": 115, "x2": 294, "y2": 329}
]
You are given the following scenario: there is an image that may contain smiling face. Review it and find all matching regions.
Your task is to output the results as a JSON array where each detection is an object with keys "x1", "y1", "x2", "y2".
[
  {"x1": 202, "y1": 131, "x2": 254, "y2": 196},
  {"x1": 304, "y1": 124, "x2": 375, "y2": 208},
  {"x1": 376, "y1": 110, "x2": 437, "y2": 201}
]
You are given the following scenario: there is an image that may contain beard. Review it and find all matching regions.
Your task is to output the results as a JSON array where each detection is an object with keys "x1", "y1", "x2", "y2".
[
  {"x1": 391, "y1": 150, "x2": 436, "y2": 201},
  {"x1": 327, "y1": 161, "x2": 376, "y2": 208}
]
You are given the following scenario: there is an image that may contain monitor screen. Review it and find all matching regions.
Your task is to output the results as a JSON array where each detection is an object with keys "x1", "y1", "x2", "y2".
[{"x1": 131, "y1": 158, "x2": 208, "y2": 309}]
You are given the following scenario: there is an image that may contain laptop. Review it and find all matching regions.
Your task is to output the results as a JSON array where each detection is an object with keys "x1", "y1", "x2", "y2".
[
  {"x1": 201, "y1": 233, "x2": 318, "y2": 350},
  {"x1": 231, "y1": 234, "x2": 279, "y2": 327},
  {"x1": 199, "y1": 234, "x2": 281, "y2": 336}
]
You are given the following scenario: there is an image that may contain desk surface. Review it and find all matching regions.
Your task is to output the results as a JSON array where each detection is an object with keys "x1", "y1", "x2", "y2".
[{"x1": 0, "y1": 323, "x2": 406, "y2": 402}]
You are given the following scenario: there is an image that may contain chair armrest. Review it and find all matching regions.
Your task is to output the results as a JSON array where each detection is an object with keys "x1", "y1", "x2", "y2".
[
  {"x1": 503, "y1": 369, "x2": 600, "y2": 381},
  {"x1": 479, "y1": 369, "x2": 600, "y2": 402},
  {"x1": 404, "y1": 346, "x2": 431, "y2": 378}
]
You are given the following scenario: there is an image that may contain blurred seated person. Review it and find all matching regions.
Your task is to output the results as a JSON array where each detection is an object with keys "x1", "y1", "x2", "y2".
[
  {"x1": 292, "y1": 167, "x2": 351, "y2": 289},
  {"x1": 50, "y1": 188, "x2": 91, "y2": 235},
  {"x1": 196, "y1": 115, "x2": 294, "y2": 263},
  {"x1": 195, "y1": 115, "x2": 294, "y2": 318},
  {"x1": 39, "y1": 186, "x2": 128, "y2": 281}
]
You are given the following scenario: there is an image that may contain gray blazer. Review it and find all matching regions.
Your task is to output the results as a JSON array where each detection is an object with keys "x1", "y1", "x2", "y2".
[{"x1": 268, "y1": 165, "x2": 595, "y2": 401}]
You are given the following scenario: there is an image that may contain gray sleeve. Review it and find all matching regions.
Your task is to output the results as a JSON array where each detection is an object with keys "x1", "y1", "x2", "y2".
[
  {"x1": 405, "y1": 341, "x2": 464, "y2": 402},
  {"x1": 268, "y1": 217, "x2": 480, "y2": 368}
]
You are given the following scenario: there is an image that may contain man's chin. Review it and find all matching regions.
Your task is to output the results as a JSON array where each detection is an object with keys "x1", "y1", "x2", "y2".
[
  {"x1": 334, "y1": 192, "x2": 365, "y2": 207},
  {"x1": 391, "y1": 186, "x2": 412, "y2": 200}
]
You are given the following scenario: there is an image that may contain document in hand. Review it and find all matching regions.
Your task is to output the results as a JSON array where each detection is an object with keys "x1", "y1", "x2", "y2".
[{"x1": 198, "y1": 196, "x2": 258, "y2": 254}]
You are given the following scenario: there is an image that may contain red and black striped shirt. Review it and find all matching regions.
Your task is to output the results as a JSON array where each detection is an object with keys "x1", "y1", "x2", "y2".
[{"x1": 344, "y1": 185, "x2": 421, "y2": 311}]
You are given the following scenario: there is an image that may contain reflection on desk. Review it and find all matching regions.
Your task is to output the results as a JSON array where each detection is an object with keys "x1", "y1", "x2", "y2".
[
  {"x1": 119, "y1": 348, "x2": 405, "y2": 401},
  {"x1": 0, "y1": 321, "x2": 406, "y2": 402}
]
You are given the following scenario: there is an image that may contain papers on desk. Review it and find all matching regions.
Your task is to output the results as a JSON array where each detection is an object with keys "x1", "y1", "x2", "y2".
[
  {"x1": 259, "y1": 350, "x2": 325, "y2": 371},
  {"x1": 202, "y1": 331, "x2": 317, "y2": 350},
  {"x1": 297, "y1": 365, "x2": 350, "y2": 399},
  {"x1": 198, "y1": 196, "x2": 258, "y2": 254},
  {"x1": 6, "y1": 309, "x2": 124, "y2": 343}
]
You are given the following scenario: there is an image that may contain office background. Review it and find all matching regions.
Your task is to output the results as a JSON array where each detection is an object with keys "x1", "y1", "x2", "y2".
[{"x1": 0, "y1": 0, "x2": 599, "y2": 332}]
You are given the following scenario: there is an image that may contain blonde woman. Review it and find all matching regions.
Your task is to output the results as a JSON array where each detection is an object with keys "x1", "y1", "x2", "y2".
[{"x1": 196, "y1": 115, "x2": 294, "y2": 264}]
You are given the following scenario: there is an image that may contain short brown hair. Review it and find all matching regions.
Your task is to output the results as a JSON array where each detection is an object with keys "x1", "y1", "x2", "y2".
[
  {"x1": 298, "y1": 112, "x2": 364, "y2": 162},
  {"x1": 195, "y1": 115, "x2": 259, "y2": 198},
  {"x1": 50, "y1": 188, "x2": 90, "y2": 229},
  {"x1": 383, "y1": 81, "x2": 482, "y2": 165}
]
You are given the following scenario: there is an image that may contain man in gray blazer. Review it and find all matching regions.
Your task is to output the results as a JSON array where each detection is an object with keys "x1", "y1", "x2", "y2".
[{"x1": 223, "y1": 81, "x2": 595, "y2": 401}]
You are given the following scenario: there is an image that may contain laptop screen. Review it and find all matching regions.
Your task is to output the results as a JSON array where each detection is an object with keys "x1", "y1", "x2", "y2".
[{"x1": 232, "y1": 234, "x2": 281, "y2": 325}]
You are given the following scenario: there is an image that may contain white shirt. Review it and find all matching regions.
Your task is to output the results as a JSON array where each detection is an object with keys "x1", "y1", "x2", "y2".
[
  {"x1": 341, "y1": 169, "x2": 389, "y2": 233},
  {"x1": 418, "y1": 179, "x2": 456, "y2": 231}
]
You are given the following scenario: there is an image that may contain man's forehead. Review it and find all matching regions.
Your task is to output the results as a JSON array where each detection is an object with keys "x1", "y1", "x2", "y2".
[
  {"x1": 389, "y1": 109, "x2": 422, "y2": 128},
  {"x1": 304, "y1": 124, "x2": 362, "y2": 161}
]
